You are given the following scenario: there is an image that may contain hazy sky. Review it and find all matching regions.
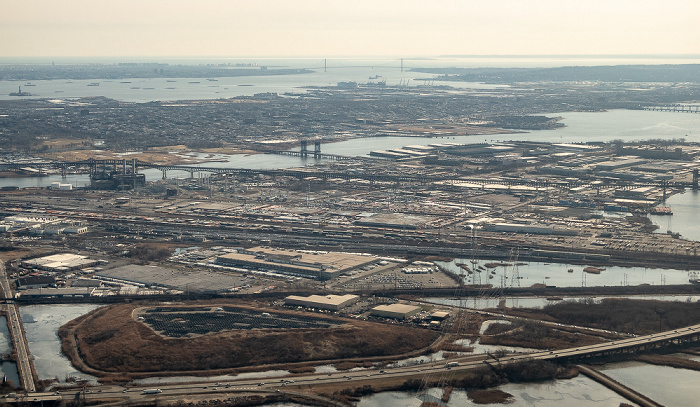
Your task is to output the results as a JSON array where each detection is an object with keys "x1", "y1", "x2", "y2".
[{"x1": 2, "y1": 0, "x2": 699, "y2": 58}]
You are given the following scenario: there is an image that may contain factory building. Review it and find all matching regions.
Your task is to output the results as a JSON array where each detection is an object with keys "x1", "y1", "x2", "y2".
[
  {"x1": 485, "y1": 222, "x2": 553, "y2": 235},
  {"x1": 19, "y1": 287, "x2": 94, "y2": 298},
  {"x1": 21, "y1": 253, "x2": 99, "y2": 273},
  {"x1": 216, "y1": 247, "x2": 378, "y2": 280},
  {"x1": 17, "y1": 275, "x2": 56, "y2": 290},
  {"x1": 284, "y1": 294, "x2": 359, "y2": 311},
  {"x1": 370, "y1": 304, "x2": 421, "y2": 320},
  {"x1": 430, "y1": 311, "x2": 450, "y2": 321}
]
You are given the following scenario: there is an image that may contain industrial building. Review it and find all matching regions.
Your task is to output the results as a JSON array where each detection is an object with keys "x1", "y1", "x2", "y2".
[
  {"x1": 284, "y1": 294, "x2": 359, "y2": 311},
  {"x1": 19, "y1": 287, "x2": 94, "y2": 298},
  {"x1": 17, "y1": 275, "x2": 56, "y2": 290},
  {"x1": 430, "y1": 311, "x2": 450, "y2": 321},
  {"x1": 21, "y1": 253, "x2": 99, "y2": 273},
  {"x1": 354, "y1": 213, "x2": 430, "y2": 230},
  {"x1": 485, "y1": 222, "x2": 553, "y2": 235},
  {"x1": 370, "y1": 304, "x2": 421, "y2": 320},
  {"x1": 216, "y1": 247, "x2": 378, "y2": 280}
]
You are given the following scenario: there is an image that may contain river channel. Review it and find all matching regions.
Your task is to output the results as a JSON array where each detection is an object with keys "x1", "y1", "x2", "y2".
[
  {"x1": 357, "y1": 377, "x2": 634, "y2": 406},
  {"x1": 21, "y1": 304, "x2": 102, "y2": 383},
  {"x1": 426, "y1": 294, "x2": 700, "y2": 311},
  {"x1": 0, "y1": 316, "x2": 20, "y2": 388},
  {"x1": 437, "y1": 258, "x2": 691, "y2": 289}
]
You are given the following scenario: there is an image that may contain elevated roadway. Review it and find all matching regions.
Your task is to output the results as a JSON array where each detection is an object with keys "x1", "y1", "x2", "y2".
[
  {"x1": 4, "y1": 323, "x2": 699, "y2": 404},
  {"x1": 0, "y1": 263, "x2": 35, "y2": 392}
]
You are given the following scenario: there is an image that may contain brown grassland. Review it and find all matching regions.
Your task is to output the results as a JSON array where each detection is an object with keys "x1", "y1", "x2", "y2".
[
  {"x1": 59, "y1": 301, "x2": 440, "y2": 379},
  {"x1": 479, "y1": 320, "x2": 606, "y2": 349}
]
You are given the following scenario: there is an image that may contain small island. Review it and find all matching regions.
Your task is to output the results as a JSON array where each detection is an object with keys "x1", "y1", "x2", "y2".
[
  {"x1": 58, "y1": 301, "x2": 439, "y2": 380},
  {"x1": 9, "y1": 86, "x2": 32, "y2": 96}
]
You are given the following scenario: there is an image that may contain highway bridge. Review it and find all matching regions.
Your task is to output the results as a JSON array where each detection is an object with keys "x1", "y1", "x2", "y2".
[
  {"x1": 0, "y1": 159, "x2": 697, "y2": 189},
  {"x1": 0, "y1": 263, "x2": 35, "y2": 392},
  {"x1": 643, "y1": 104, "x2": 700, "y2": 114},
  {"x1": 3, "y1": 323, "x2": 699, "y2": 403}
]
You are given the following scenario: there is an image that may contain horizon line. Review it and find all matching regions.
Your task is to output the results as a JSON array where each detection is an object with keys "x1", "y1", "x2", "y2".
[{"x1": 2, "y1": 53, "x2": 700, "y2": 60}]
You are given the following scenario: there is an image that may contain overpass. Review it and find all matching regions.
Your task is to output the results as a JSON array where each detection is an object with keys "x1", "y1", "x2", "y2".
[
  {"x1": 4, "y1": 323, "x2": 698, "y2": 404},
  {"x1": 0, "y1": 263, "x2": 35, "y2": 392},
  {"x1": 492, "y1": 323, "x2": 700, "y2": 364}
]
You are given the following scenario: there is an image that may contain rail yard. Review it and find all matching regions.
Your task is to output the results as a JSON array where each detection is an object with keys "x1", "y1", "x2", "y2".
[{"x1": 1, "y1": 70, "x2": 700, "y2": 406}]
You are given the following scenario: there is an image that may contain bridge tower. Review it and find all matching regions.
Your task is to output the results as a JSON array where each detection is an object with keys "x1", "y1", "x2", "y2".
[
  {"x1": 314, "y1": 141, "x2": 321, "y2": 159},
  {"x1": 662, "y1": 180, "x2": 667, "y2": 202},
  {"x1": 300, "y1": 140, "x2": 308, "y2": 157},
  {"x1": 132, "y1": 158, "x2": 138, "y2": 189},
  {"x1": 88, "y1": 158, "x2": 96, "y2": 177},
  {"x1": 693, "y1": 169, "x2": 699, "y2": 190}
]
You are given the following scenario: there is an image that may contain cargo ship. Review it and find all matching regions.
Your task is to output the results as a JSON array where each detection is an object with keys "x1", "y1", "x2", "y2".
[{"x1": 650, "y1": 206, "x2": 673, "y2": 215}]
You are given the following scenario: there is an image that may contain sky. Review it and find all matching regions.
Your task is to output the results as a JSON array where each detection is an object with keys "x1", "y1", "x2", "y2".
[{"x1": 2, "y1": 0, "x2": 699, "y2": 58}]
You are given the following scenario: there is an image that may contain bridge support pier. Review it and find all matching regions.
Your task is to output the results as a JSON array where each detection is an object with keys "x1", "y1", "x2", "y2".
[
  {"x1": 662, "y1": 181, "x2": 667, "y2": 202},
  {"x1": 314, "y1": 141, "x2": 321, "y2": 159},
  {"x1": 162, "y1": 169, "x2": 167, "y2": 180}
]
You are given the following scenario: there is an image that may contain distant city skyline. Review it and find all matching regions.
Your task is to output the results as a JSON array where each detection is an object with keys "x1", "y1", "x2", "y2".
[{"x1": 2, "y1": 0, "x2": 699, "y2": 58}]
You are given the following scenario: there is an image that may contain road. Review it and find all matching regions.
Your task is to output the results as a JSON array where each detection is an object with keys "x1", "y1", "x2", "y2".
[
  {"x1": 5, "y1": 323, "x2": 698, "y2": 404},
  {"x1": 0, "y1": 263, "x2": 35, "y2": 392}
]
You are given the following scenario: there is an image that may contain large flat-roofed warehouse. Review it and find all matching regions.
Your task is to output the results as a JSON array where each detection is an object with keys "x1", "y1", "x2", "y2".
[
  {"x1": 19, "y1": 287, "x2": 94, "y2": 298},
  {"x1": 284, "y1": 294, "x2": 359, "y2": 311},
  {"x1": 370, "y1": 304, "x2": 421, "y2": 320},
  {"x1": 216, "y1": 247, "x2": 378, "y2": 280},
  {"x1": 21, "y1": 253, "x2": 99, "y2": 272}
]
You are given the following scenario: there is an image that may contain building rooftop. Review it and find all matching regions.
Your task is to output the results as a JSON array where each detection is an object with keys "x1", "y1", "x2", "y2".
[
  {"x1": 285, "y1": 294, "x2": 359, "y2": 307},
  {"x1": 220, "y1": 247, "x2": 376, "y2": 276},
  {"x1": 21, "y1": 253, "x2": 96, "y2": 272},
  {"x1": 372, "y1": 303, "x2": 421, "y2": 314}
]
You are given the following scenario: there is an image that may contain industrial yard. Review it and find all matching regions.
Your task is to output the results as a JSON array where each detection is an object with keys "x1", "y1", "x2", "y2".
[{"x1": 1, "y1": 67, "x2": 700, "y2": 406}]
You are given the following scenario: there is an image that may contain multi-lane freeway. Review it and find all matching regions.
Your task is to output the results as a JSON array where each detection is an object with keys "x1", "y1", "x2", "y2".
[
  {"x1": 0, "y1": 263, "x2": 35, "y2": 393},
  {"x1": 3, "y1": 323, "x2": 698, "y2": 404}
]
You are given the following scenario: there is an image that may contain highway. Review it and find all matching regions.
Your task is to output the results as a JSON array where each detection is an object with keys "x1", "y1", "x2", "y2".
[
  {"x1": 0, "y1": 263, "x2": 35, "y2": 392},
  {"x1": 4, "y1": 323, "x2": 699, "y2": 404}
]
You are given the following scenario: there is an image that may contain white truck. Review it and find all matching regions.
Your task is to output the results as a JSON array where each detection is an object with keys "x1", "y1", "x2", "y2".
[{"x1": 142, "y1": 389, "x2": 163, "y2": 394}]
